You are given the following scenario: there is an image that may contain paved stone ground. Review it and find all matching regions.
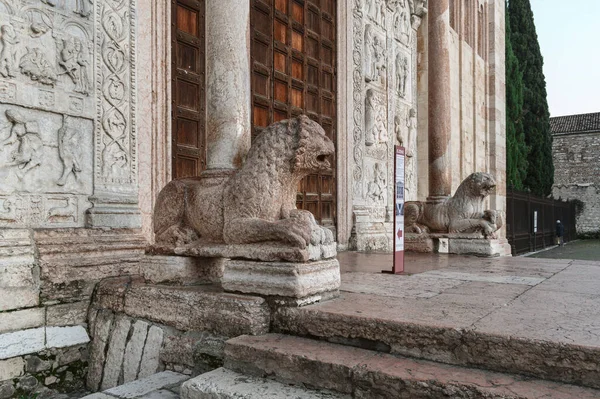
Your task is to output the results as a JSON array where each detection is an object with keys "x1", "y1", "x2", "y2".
[
  {"x1": 528, "y1": 239, "x2": 600, "y2": 261},
  {"x1": 336, "y1": 253, "x2": 600, "y2": 348}
]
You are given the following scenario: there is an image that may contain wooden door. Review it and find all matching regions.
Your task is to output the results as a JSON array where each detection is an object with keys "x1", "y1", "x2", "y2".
[
  {"x1": 171, "y1": 0, "x2": 206, "y2": 179},
  {"x1": 251, "y1": 0, "x2": 337, "y2": 229}
]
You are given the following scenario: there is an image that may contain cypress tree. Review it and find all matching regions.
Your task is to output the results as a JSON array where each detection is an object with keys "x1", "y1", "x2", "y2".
[
  {"x1": 505, "y1": 9, "x2": 528, "y2": 190},
  {"x1": 507, "y1": 0, "x2": 553, "y2": 196}
]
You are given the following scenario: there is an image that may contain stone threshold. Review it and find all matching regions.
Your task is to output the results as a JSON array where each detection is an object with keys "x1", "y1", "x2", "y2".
[{"x1": 81, "y1": 371, "x2": 188, "y2": 399}]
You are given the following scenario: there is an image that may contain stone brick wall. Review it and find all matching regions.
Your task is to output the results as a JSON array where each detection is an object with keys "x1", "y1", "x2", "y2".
[
  {"x1": 0, "y1": 229, "x2": 145, "y2": 397},
  {"x1": 552, "y1": 131, "x2": 600, "y2": 235}
]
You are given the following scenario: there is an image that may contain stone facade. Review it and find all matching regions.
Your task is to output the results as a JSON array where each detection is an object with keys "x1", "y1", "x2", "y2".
[
  {"x1": 346, "y1": 0, "x2": 426, "y2": 252},
  {"x1": 551, "y1": 113, "x2": 600, "y2": 235},
  {"x1": 0, "y1": 0, "x2": 508, "y2": 395},
  {"x1": 0, "y1": 0, "x2": 145, "y2": 395},
  {"x1": 417, "y1": 0, "x2": 507, "y2": 232}
]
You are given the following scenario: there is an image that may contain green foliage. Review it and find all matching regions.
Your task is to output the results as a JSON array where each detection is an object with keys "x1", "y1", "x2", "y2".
[
  {"x1": 506, "y1": 0, "x2": 554, "y2": 196},
  {"x1": 505, "y1": 11, "x2": 528, "y2": 190}
]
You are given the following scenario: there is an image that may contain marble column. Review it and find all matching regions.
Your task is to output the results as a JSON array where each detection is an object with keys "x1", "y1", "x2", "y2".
[
  {"x1": 205, "y1": 0, "x2": 252, "y2": 170},
  {"x1": 427, "y1": 0, "x2": 452, "y2": 200}
]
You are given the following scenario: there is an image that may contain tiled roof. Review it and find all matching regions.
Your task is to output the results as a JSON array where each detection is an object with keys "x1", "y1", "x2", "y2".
[{"x1": 550, "y1": 112, "x2": 600, "y2": 135}]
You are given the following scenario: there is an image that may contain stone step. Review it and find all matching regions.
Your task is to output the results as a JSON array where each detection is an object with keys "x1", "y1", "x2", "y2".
[
  {"x1": 223, "y1": 334, "x2": 600, "y2": 399},
  {"x1": 273, "y1": 295, "x2": 600, "y2": 389},
  {"x1": 181, "y1": 368, "x2": 350, "y2": 399}
]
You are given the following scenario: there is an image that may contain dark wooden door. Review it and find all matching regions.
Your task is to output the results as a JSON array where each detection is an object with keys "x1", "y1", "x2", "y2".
[
  {"x1": 250, "y1": 0, "x2": 337, "y2": 228},
  {"x1": 171, "y1": 0, "x2": 206, "y2": 179}
]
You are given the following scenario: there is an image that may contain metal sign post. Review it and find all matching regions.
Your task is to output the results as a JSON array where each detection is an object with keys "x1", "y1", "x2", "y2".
[{"x1": 384, "y1": 146, "x2": 405, "y2": 274}]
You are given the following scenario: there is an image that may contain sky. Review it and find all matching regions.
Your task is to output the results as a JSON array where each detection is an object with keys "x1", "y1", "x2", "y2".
[{"x1": 529, "y1": 0, "x2": 600, "y2": 117}]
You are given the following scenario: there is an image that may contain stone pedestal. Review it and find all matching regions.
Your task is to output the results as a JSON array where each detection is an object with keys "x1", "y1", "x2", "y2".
[
  {"x1": 140, "y1": 255, "x2": 224, "y2": 285},
  {"x1": 222, "y1": 259, "x2": 340, "y2": 299},
  {"x1": 406, "y1": 233, "x2": 512, "y2": 257},
  {"x1": 448, "y1": 238, "x2": 512, "y2": 257}
]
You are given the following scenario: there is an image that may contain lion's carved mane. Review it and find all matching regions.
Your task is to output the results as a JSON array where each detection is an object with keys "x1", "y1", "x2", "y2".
[
  {"x1": 405, "y1": 172, "x2": 502, "y2": 238},
  {"x1": 153, "y1": 115, "x2": 335, "y2": 248}
]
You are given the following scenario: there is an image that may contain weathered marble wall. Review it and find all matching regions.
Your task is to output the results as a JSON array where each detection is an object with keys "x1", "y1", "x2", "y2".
[
  {"x1": 348, "y1": 0, "x2": 426, "y2": 252},
  {"x1": 553, "y1": 131, "x2": 600, "y2": 235},
  {"x1": 417, "y1": 0, "x2": 506, "y2": 239},
  {"x1": 0, "y1": 0, "x2": 145, "y2": 396}
]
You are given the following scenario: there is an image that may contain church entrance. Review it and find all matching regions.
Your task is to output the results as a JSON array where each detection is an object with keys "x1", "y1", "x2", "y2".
[
  {"x1": 250, "y1": 0, "x2": 337, "y2": 230},
  {"x1": 171, "y1": 0, "x2": 207, "y2": 179}
]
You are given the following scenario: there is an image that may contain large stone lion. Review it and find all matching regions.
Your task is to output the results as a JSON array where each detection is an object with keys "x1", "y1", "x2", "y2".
[
  {"x1": 405, "y1": 172, "x2": 503, "y2": 238},
  {"x1": 153, "y1": 115, "x2": 335, "y2": 249}
]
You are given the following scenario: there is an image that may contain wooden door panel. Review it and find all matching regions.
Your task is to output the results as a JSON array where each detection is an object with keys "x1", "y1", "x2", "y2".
[
  {"x1": 251, "y1": 0, "x2": 337, "y2": 228},
  {"x1": 172, "y1": 0, "x2": 206, "y2": 179}
]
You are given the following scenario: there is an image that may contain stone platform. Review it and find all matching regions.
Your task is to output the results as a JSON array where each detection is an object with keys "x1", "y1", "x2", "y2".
[{"x1": 276, "y1": 253, "x2": 600, "y2": 389}]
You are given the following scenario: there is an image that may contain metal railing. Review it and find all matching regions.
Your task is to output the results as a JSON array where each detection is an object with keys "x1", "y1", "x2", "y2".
[{"x1": 506, "y1": 187, "x2": 577, "y2": 256}]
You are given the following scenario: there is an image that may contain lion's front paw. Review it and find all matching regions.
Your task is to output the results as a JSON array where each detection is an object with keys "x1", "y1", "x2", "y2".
[
  {"x1": 310, "y1": 225, "x2": 334, "y2": 246},
  {"x1": 277, "y1": 212, "x2": 315, "y2": 248}
]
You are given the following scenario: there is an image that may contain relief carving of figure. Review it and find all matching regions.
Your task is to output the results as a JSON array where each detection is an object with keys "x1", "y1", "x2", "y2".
[
  {"x1": 58, "y1": 38, "x2": 81, "y2": 90},
  {"x1": 405, "y1": 108, "x2": 417, "y2": 198},
  {"x1": 19, "y1": 48, "x2": 57, "y2": 85},
  {"x1": 0, "y1": 25, "x2": 20, "y2": 78},
  {"x1": 365, "y1": 89, "x2": 387, "y2": 146},
  {"x1": 47, "y1": 198, "x2": 77, "y2": 222},
  {"x1": 74, "y1": 0, "x2": 93, "y2": 17},
  {"x1": 405, "y1": 172, "x2": 503, "y2": 238},
  {"x1": 366, "y1": 0, "x2": 384, "y2": 26},
  {"x1": 0, "y1": 110, "x2": 44, "y2": 178},
  {"x1": 364, "y1": 26, "x2": 386, "y2": 84},
  {"x1": 367, "y1": 163, "x2": 386, "y2": 204},
  {"x1": 56, "y1": 116, "x2": 82, "y2": 186},
  {"x1": 153, "y1": 116, "x2": 335, "y2": 251},
  {"x1": 0, "y1": 198, "x2": 17, "y2": 222},
  {"x1": 394, "y1": 2, "x2": 411, "y2": 44},
  {"x1": 75, "y1": 39, "x2": 91, "y2": 95},
  {"x1": 396, "y1": 52, "x2": 408, "y2": 98}
]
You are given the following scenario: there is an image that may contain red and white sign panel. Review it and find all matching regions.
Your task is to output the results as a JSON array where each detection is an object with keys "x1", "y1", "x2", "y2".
[{"x1": 394, "y1": 146, "x2": 405, "y2": 274}]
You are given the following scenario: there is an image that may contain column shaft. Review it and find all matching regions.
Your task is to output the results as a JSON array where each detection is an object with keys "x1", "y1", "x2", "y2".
[
  {"x1": 205, "y1": 0, "x2": 251, "y2": 170},
  {"x1": 427, "y1": 0, "x2": 452, "y2": 199}
]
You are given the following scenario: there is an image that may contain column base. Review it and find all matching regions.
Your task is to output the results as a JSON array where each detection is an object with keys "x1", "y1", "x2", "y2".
[
  {"x1": 222, "y1": 259, "x2": 340, "y2": 299},
  {"x1": 86, "y1": 196, "x2": 142, "y2": 228}
]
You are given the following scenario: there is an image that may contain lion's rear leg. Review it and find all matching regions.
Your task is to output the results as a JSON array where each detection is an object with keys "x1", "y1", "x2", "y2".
[
  {"x1": 224, "y1": 213, "x2": 314, "y2": 248},
  {"x1": 154, "y1": 179, "x2": 199, "y2": 246}
]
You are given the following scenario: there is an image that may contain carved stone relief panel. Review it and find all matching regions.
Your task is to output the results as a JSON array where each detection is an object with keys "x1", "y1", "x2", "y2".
[
  {"x1": 0, "y1": 0, "x2": 139, "y2": 228},
  {"x1": 350, "y1": 0, "x2": 426, "y2": 250},
  {"x1": 0, "y1": 0, "x2": 99, "y2": 229},
  {"x1": 0, "y1": 105, "x2": 92, "y2": 227}
]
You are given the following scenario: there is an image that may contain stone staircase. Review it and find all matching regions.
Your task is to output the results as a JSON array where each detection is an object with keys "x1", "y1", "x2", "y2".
[{"x1": 183, "y1": 334, "x2": 600, "y2": 399}]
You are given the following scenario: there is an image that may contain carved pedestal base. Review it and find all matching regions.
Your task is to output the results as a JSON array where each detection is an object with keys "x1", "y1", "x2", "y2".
[
  {"x1": 86, "y1": 196, "x2": 142, "y2": 228},
  {"x1": 405, "y1": 234, "x2": 435, "y2": 253},
  {"x1": 222, "y1": 259, "x2": 341, "y2": 299},
  {"x1": 448, "y1": 238, "x2": 512, "y2": 257},
  {"x1": 350, "y1": 207, "x2": 393, "y2": 252},
  {"x1": 406, "y1": 234, "x2": 512, "y2": 257},
  {"x1": 140, "y1": 255, "x2": 225, "y2": 285}
]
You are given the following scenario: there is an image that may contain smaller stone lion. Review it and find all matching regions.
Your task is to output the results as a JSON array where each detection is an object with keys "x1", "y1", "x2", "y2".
[
  {"x1": 154, "y1": 115, "x2": 335, "y2": 249},
  {"x1": 405, "y1": 172, "x2": 502, "y2": 238}
]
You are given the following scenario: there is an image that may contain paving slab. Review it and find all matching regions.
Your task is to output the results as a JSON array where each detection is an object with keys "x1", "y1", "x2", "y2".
[
  {"x1": 181, "y1": 368, "x2": 350, "y2": 399},
  {"x1": 104, "y1": 371, "x2": 189, "y2": 398}
]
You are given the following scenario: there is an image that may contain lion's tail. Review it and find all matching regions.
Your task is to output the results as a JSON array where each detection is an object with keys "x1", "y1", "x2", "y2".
[{"x1": 153, "y1": 179, "x2": 189, "y2": 238}]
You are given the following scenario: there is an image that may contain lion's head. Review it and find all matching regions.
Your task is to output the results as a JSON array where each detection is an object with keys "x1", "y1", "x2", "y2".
[
  {"x1": 293, "y1": 115, "x2": 335, "y2": 175},
  {"x1": 244, "y1": 115, "x2": 334, "y2": 179},
  {"x1": 460, "y1": 172, "x2": 497, "y2": 198}
]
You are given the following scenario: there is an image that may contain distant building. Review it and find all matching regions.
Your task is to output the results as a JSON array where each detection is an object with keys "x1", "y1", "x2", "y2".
[{"x1": 551, "y1": 112, "x2": 600, "y2": 235}]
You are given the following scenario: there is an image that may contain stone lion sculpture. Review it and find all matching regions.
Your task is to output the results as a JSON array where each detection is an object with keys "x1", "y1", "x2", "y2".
[
  {"x1": 154, "y1": 115, "x2": 335, "y2": 249},
  {"x1": 405, "y1": 172, "x2": 503, "y2": 238}
]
